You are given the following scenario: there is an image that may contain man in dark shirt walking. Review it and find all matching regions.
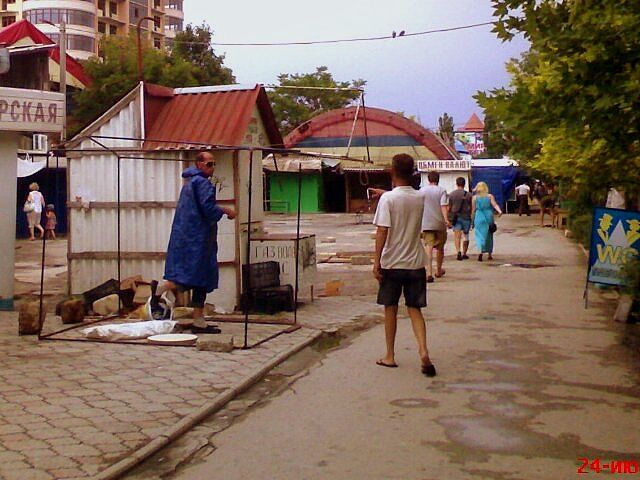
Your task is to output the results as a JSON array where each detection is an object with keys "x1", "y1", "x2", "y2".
[{"x1": 448, "y1": 177, "x2": 472, "y2": 260}]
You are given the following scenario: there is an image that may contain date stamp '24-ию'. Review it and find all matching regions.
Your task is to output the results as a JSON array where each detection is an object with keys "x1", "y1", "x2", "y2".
[{"x1": 578, "y1": 459, "x2": 639, "y2": 474}]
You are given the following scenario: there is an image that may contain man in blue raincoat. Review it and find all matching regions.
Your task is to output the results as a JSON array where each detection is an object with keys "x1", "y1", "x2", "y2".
[{"x1": 158, "y1": 152, "x2": 235, "y2": 321}]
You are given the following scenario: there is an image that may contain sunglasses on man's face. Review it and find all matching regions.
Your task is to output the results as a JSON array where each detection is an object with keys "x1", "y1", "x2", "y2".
[{"x1": 204, "y1": 161, "x2": 215, "y2": 168}]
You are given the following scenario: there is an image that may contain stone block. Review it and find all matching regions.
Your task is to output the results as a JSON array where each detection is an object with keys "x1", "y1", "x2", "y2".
[
  {"x1": 173, "y1": 307, "x2": 194, "y2": 319},
  {"x1": 351, "y1": 255, "x2": 371, "y2": 265},
  {"x1": 196, "y1": 334, "x2": 234, "y2": 352},
  {"x1": 92, "y1": 294, "x2": 120, "y2": 316},
  {"x1": 55, "y1": 295, "x2": 83, "y2": 316},
  {"x1": 60, "y1": 299, "x2": 85, "y2": 324},
  {"x1": 322, "y1": 237, "x2": 336, "y2": 243},
  {"x1": 127, "y1": 304, "x2": 148, "y2": 320},
  {"x1": 324, "y1": 280, "x2": 344, "y2": 297},
  {"x1": 120, "y1": 275, "x2": 145, "y2": 291},
  {"x1": 18, "y1": 300, "x2": 45, "y2": 335},
  {"x1": 133, "y1": 284, "x2": 152, "y2": 304},
  {"x1": 614, "y1": 294, "x2": 634, "y2": 323},
  {"x1": 317, "y1": 253, "x2": 333, "y2": 263}
]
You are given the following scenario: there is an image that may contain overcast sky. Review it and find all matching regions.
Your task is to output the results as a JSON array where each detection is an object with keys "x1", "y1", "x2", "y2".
[{"x1": 183, "y1": 1, "x2": 528, "y2": 130}]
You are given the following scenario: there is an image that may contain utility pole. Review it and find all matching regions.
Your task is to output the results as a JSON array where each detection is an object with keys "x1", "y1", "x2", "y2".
[
  {"x1": 43, "y1": 20, "x2": 66, "y2": 141},
  {"x1": 59, "y1": 20, "x2": 66, "y2": 142},
  {"x1": 137, "y1": 16, "x2": 154, "y2": 82}
]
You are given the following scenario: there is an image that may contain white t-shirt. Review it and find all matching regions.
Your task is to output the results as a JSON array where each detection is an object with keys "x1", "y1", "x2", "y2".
[
  {"x1": 373, "y1": 186, "x2": 425, "y2": 270},
  {"x1": 419, "y1": 184, "x2": 448, "y2": 231},
  {"x1": 29, "y1": 191, "x2": 44, "y2": 213},
  {"x1": 515, "y1": 184, "x2": 530, "y2": 196}
]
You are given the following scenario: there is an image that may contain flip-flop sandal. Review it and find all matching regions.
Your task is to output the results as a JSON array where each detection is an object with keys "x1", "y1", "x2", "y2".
[
  {"x1": 376, "y1": 360, "x2": 398, "y2": 368},
  {"x1": 435, "y1": 270, "x2": 446, "y2": 278},
  {"x1": 421, "y1": 363, "x2": 437, "y2": 377},
  {"x1": 191, "y1": 324, "x2": 221, "y2": 334}
]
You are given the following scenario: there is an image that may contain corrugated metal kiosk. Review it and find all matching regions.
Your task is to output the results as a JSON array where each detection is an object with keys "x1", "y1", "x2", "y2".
[{"x1": 64, "y1": 82, "x2": 305, "y2": 315}]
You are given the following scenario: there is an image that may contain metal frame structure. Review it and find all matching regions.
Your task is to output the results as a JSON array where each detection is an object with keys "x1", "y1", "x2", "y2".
[{"x1": 36, "y1": 134, "x2": 370, "y2": 349}]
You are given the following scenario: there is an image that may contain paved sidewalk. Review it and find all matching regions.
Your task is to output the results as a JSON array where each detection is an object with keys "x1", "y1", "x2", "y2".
[
  {"x1": 0, "y1": 296, "x2": 381, "y2": 480},
  {"x1": 5, "y1": 215, "x2": 383, "y2": 479}
]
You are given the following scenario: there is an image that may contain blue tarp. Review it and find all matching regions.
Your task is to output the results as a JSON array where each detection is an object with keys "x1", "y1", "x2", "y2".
[
  {"x1": 471, "y1": 166, "x2": 519, "y2": 210},
  {"x1": 455, "y1": 139, "x2": 469, "y2": 154}
]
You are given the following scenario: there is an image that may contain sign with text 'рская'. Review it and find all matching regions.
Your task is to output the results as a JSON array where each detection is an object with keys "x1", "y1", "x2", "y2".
[
  {"x1": 0, "y1": 87, "x2": 64, "y2": 133},
  {"x1": 588, "y1": 207, "x2": 640, "y2": 286}
]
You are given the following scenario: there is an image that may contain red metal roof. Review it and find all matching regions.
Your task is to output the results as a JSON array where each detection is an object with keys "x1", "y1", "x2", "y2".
[
  {"x1": 0, "y1": 20, "x2": 91, "y2": 86},
  {"x1": 460, "y1": 113, "x2": 484, "y2": 132},
  {"x1": 285, "y1": 107, "x2": 456, "y2": 160},
  {"x1": 144, "y1": 84, "x2": 283, "y2": 149}
]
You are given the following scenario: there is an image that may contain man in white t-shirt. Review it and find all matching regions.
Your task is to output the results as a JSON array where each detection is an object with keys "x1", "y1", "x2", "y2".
[
  {"x1": 515, "y1": 182, "x2": 531, "y2": 216},
  {"x1": 373, "y1": 154, "x2": 436, "y2": 377},
  {"x1": 420, "y1": 171, "x2": 450, "y2": 283}
]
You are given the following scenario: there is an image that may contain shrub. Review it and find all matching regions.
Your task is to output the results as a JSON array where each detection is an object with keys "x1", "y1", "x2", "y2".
[
  {"x1": 621, "y1": 258, "x2": 640, "y2": 301},
  {"x1": 568, "y1": 213, "x2": 592, "y2": 249}
]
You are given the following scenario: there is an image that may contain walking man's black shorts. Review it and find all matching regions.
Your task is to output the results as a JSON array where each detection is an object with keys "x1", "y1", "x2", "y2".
[{"x1": 377, "y1": 268, "x2": 427, "y2": 308}]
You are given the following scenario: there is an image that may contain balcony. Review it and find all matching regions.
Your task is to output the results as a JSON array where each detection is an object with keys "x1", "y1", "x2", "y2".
[{"x1": 163, "y1": 6, "x2": 183, "y2": 19}]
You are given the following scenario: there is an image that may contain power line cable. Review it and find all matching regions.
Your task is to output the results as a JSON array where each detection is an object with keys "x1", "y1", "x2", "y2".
[{"x1": 170, "y1": 21, "x2": 494, "y2": 47}]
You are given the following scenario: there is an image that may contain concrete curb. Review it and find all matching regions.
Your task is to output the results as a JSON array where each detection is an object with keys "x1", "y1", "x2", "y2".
[{"x1": 94, "y1": 329, "x2": 324, "y2": 480}]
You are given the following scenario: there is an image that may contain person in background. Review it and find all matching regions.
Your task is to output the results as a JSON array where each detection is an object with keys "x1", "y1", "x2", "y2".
[
  {"x1": 515, "y1": 181, "x2": 531, "y2": 216},
  {"x1": 532, "y1": 180, "x2": 547, "y2": 204},
  {"x1": 45, "y1": 204, "x2": 57, "y2": 240},
  {"x1": 472, "y1": 181, "x2": 502, "y2": 261},
  {"x1": 373, "y1": 153, "x2": 436, "y2": 377},
  {"x1": 540, "y1": 183, "x2": 557, "y2": 227},
  {"x1": 26, "y1": 182, "x2": 45, "y2": 241},
  {"x1": 420, "y1": 171, "x2": 451, "y2": 282},
  {"x1": 155, "y1": 152, "x2": 236, "y2": 327},
  {"x1": 448, "y1": 177, "x2": 472, "y2": 260}
]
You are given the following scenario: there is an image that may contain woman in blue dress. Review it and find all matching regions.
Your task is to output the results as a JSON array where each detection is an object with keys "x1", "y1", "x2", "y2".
[{"x1": 471, "y1": 182, "x2": 503, "y2": 261}]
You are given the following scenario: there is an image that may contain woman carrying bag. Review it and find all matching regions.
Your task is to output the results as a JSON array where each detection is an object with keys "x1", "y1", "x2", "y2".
[
  {"x1": 25, "y1": 182, "x2": 45, "y2": 241},
  {"x1": 471, "y1": 181, "x2": 502, "y2": 261}
]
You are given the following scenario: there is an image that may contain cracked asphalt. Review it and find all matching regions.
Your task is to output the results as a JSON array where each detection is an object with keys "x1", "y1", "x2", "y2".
[{"x1": 143, "y1": 214, "x2": 640, "y2": 480}]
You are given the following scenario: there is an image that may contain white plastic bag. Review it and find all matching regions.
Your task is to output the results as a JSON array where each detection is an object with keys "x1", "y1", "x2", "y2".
[
  {"x1": 81, "y1": 320, "x2": 177, "y2": 340},
  {"x1": 146, "y1": 290, "x2": 175, "y2": 320}
]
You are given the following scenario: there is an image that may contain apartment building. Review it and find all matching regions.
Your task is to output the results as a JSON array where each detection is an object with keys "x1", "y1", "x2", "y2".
[{"x1": 0, "y1": 0, "x2": 184, "y2": 60}]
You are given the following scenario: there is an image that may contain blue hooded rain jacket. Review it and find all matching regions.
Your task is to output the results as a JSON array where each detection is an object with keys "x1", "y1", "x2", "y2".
[{"x1": 164, "y1": 167, "x2": 225, "y2": 292}]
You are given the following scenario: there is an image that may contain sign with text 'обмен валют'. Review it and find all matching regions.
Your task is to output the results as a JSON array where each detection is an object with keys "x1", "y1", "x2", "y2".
[
  {"x1": 588, "y1": 207, "x2": 640, "y2": 286},
  {"x1": 0, "y1": 87, "x2": 64, "y2": 133},
  {"x1": 416, "y1": 159, "x2": 471, "y2": 172}
]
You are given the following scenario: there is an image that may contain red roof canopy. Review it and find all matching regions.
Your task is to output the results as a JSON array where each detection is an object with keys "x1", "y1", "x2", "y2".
[
  {"x1": 459, "y1": 113, "x2": 484, "y2": 132},
  {"x1": 144, "y1": 84, "x2": 283, "y2": 149},
  {"x1": 0, "y1": 19, "x2": 91, "y2": 86},
  {"x1": 285, "y1": 106, "x2": 456, "y2": 160}
]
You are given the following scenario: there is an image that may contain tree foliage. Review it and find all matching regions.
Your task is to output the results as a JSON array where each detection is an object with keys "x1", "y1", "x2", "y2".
[
  {"x1": 268, "y1": 66, "x2": 366, "y2": 136},
  {"x1": 72, "y1": 25, "x2": 233, "y2": 133},
  {"x1": 171, "y1": 23, "x2": 234, "y2": 85},
  {"x1": 437, "y1": 113, "x2": 455, "y2": 147},
  {"x1": 482, "y1": 113, "x2": 508, "y2": 158},
  {"x1": 476, "y1": 0, "x2": 640, "y2": 196}
]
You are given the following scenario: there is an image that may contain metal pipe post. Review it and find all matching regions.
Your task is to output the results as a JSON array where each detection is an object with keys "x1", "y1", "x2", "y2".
[
  {"x1": 37, "y1": 176, "x2": 49, "y2": 339},
  {"x1": 361, "y1": 92, "x2": 372, "y2": 164},
  {"x1": 294, "y1": 162, "x2": 302, "y2": 324},
  {"x1": 117, "y1": 154, "x2": 122, "y2": 316},
  {"x1": 243, "y1": 150, "x2": 254, "y2": 348},
  {"x1": 59, "y1": 20, "x2": 66, "y2": 141}
]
